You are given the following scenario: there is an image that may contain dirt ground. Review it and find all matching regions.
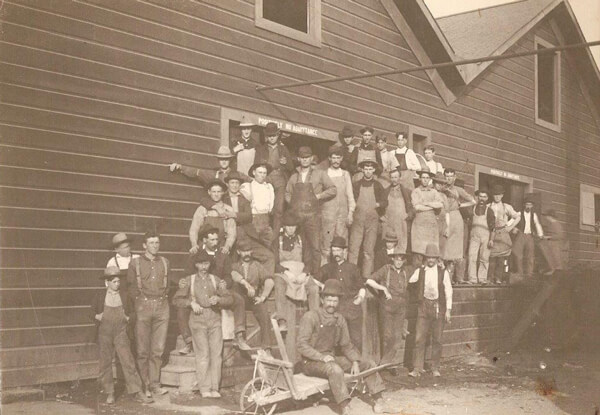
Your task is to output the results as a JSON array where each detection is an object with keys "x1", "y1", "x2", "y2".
[{"x1": 3, "y1": 348, "x2": 599, "y2": 415}]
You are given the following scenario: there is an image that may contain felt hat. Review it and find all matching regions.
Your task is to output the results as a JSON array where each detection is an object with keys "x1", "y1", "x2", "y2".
[
  {"x1": 198, "y1": 224, "x2": 219, "y2": 240},
  {"x1": 190, "y1": 250, "x2": 213, "y2": 265},
  {"x1": 236, "y1": 238, "x2": 254, "y2": 252},
  {"x1": 339, "y1": 125, "x2": 354, "y2": 138},
  {"x1": 357, "y1": 156, "x2": 380, "y2": 170},
  {"x1": 206, "y1": 179, "x2": 226, "y2": 191},
  {"x1": 216, "y1": 146, "x2": 234, "y2": 159},
  {"x1": 432, "y1": 173, "x2": 447, "y2": 184},
  {"x1": 224, "y1": 171, "x2": 245, "y2": 183},
  {"x1": 282, "y1": 212, "x2": 299, "y2": 227},
  {"x1": 331, "y1": 236, "x2": 348, "y2": 248},
  {"x1": 328, "y1": 145, "x2": 344, "y2": 157},
  {"x1": 360, "y1": 126, "x2": 374, "y2": 134},
  {"x1": 474, "y1": 188, "x2": 490, "y2": 197},
  {"x1": 102, "y1": 266, "x2": 122, "y2": 280},
  {"x1": 111, "y1": 233, "x2": 131, "y2": 247},
  {"x1": 321, "y1": 279, "x2": 344, "y2": 297},
  {"x1": 263, "y1": 122, "x2": 280, "y2": 136},
  {"x1": 383, "y1": 232, "x2": 398, "y2": 243},
  {"x1": 416, "y1": 166, "x2": 432, "y2": 177},
  {"x1": 424, "y1": 243, "x2": 440, "y2": 258},
  {"x1": 248, "y1": 162, "x2": 272, "y2": 178},
  {"x1": 387, "y1": 247, "x2": 406, "y2": 257},
  {"x1": 239, "y1": 115, "x2": 254, "y2": 127},
  {"x1": 524, "y1": 196, "x2": 535, "y2": 205},
  {"x1": 297, "y1": 146, "x2": 313, "y2": 158},
  {"x1": 491, "y1": 184, "x2": 505, "y2": 195}
]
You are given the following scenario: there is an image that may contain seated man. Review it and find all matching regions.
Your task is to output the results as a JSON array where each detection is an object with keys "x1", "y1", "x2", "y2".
[
  {"x1": 230, "y1": 239, "x2": 275, "y2": 349},
  {"x1": 297, "y1": 279, "x2": 385, "y2": 415}
]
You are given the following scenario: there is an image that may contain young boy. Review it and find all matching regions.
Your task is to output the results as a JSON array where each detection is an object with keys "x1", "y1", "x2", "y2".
[
  {"x1": 173, "y1": 251, "x2": 233, "y2": 398},
  {"x1": 91, "y1": 267, "x2": 152, "y2": 404},
  {"x1": 106, "y1": 233, "x2": 139, "y2": 299}
]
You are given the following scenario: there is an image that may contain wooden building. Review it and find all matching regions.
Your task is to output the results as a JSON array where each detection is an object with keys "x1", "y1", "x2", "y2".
[{"x1": 1, "y1": 0, "x2": 599, "y2": 388}]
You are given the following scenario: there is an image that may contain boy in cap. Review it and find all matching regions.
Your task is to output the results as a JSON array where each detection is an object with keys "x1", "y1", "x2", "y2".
[
  {"x1": 172, "y1": 250, "x2": 233, "y2": 398},
  {"x1": 230, "y1": 239, "x2": 275, "y2": 349},
  {"x1": 240, "y1": 162, "x2": 275, "y2": 248},
  {"x1": 91, "y1": 267, "x2": 152, "y2": 404},
  {"x1": 512, "y1": 198, "x2": 544, "y2": 279},
  {"x1": 285, "y1": 146, "x2": 337, "y2": 275},
  {"x1": 366, "y1": 248, "x2": 410, "y2": 371},
  {"x1": 319, "y1": 146, "x2": 356, "y2": 265},
  {"x1": 487, "y1": 185, "x2": 520, "y2": 284},
  {"x1": 348, "y1": 157, "x2": 388, "y2": 279},
  {"x1": 297, "y1": 279, "x2": 385, "y2": 415},
  {"x1": 230, "y1": 115, "x2": 258, "y2": 177},
  {"x1": 106, "y1": 233, "x2": 139, "y2": 305},
  {"x1": 169, "y1": 146, "x2": 245, "y2": 185},
  {"x1": 408, "y1": 244, "x2": 453, "y2": 378}
]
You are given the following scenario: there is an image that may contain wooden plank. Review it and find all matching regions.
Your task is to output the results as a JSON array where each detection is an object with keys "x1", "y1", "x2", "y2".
[
  {"x1": 0, "y1": 306, "x2": 92, "y2": 329},
  {"x1": 0, "y1": 325, "x2": 96, "y2": 348},
  {"x1": 0, "y1": 270, "x2": 106, "y2": 288},
  {"x1": 0, "y1": 360, "x2": 98, "y2": 388},
  {"x1": 0, "y1": 343, "x2": 98, "y2": 369},
  {"x1": 0, "y1": 287, "x2": 103, "y2": 309}
]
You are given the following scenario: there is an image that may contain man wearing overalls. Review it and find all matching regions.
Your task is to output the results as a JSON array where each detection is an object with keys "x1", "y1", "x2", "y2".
[
  {"x1": 106, "y1": 233, "x2": 139, "y2": 302},
  {"x1": 408, "y1": 244, "x2": 453, "y2": 378},
  {"x1": 297, "y1": 279, "x2": 385, "y2": 415},
  {"x1": 393, "y1": 132, "x2": 421, "y2": 190},
  {"x1": 285, "y1": 146, "x2": 337, "y2": 275},
  {"x1": 319, "y1": 146, "x2": 356, "y2": 265},
  {"x1": 365, "y1": 248, "x2": 410, "y2": 373},
  {"x1": 91, "y1": 266, "x2": 152, "y2": 404},
  {"x1": 467, "y1": 189, "x2": 496, "y2": 284},
  {"x1": 127, "y1": 231, "x2": 171, "y2": 397}
]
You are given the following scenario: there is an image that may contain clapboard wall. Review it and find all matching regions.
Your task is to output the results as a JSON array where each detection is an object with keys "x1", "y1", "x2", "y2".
[{"x1": 1, "y1": 0, "x2": 599, "y2": 387}]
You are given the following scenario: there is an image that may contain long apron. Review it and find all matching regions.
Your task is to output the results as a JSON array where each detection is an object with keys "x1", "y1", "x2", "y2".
[
  {"x1": 445, "y1": 210, "x2": 465, "y2": 260},
  {"x1": 411, "y1": 209, "x2": 439, "y2": 255},
  {"x1": 290, "y1": 171, "x2": 318, "y2": 218},
  {"x1": 395, "y1": 152, "x2": 415, "y2": 190},
  {"x1": 236, "y1": 147, "x2": 255, "y2": 178},
  {"x1": 385, "y1": 187, "x2": 408, "y2": 254},
  {"x1": 490, "y1": 203, "x2": 513, "y2": 258},
  {"x1": 436, "y1": 195, "x2": 448, "y2": 259},
  {"x1": 320, "y1": 174, "x2": 349, "y2": 263}
]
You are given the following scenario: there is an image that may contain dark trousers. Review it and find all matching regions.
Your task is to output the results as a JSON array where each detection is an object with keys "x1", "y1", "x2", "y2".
[
  {"x1": 135, "y1": 297, "x2": 169, "y2": 389},
  {"x1": 302, "y1": 357, "x2": 385, "y2": 404},
  {"x1": 98, "y1": 309, "x2": 142, "y2": 395},
  {"x1": 488, "y1": 256, "x2": 508, "y2": 283},
  {"x1": 233, "y1": 293, "x2": 272, "y2": 347},
  {"x1": 177, "y1": 306, "x2": 192, "y2": 345},
  {"x1": 379, "y1": 303, "x2": 406, "y2": 365},
  {"x1": 512, "y1": 233, "x2": 535, "y2": 277},
  {"x1": 412, "y1": 299, "x2": 445, "y2": 371},
  {"x1": 298, "y1": 213, "x2": 322, "y2": 275},
  {"x1": 271, "y1": 186, "x2": 285, "y2": 248}
]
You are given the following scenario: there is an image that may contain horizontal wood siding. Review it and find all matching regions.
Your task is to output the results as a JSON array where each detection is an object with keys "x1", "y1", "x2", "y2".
[{"x1": 1, "y1": 0, "x2": 599, "y2": 387}]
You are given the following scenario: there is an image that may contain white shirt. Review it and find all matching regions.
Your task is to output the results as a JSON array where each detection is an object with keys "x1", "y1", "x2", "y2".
[
  {"x1": 240, "y1": 180, "x2": 274, "y2": 214},
  {"x1": 394, "y1": 147, "x2": 421, "y2": 171},
  {"x1": 327, "y1": 167, "x2": 344, "y2": 178},
  {"x1": 106, "y1": 253, "x2": 140, "y2": 271},
  {"x1": 523, "y1": 211, "x2": 544, "y2": 236},
  {"x1": 409, "y1": 265, "x2": 453, "y2": 310},
  {"x1": 380, "y1": 149, "x2": 397, "y2": 173},
  {"x1": 424, "y1": 159, "x2": 444, "y2": 175},
  {"x1": 300, "y1": 170, "x2": 309, "y2": 183}
]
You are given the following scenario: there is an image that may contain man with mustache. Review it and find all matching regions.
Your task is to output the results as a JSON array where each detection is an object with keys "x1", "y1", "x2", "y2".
[
  {"x1": 297, "y1": 279, "x2": 386, "y2": 415},
  {"x1": 466, "y1": 189, "x2": 496, "y2": 284},
  {"x1": 512, "y1": 198, "x2": 544, "y2": 280},
  {"x1": 230, "y1": 239, "x2": 275, "y2": 350}
]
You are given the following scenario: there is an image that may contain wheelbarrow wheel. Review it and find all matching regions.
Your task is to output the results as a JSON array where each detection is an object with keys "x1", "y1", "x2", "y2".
[{"x1": 240, "y1": 377, "x2": 278, "y2": 415}]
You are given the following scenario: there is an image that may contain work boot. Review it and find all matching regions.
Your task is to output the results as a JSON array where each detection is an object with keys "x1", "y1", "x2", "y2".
[
  {"x1": 106, "y1": 392, "x2": 115, "y2": 404},
  {"x1": 134, "y1": 391, "x2": 153, "y2": 403},
  {"x1": 432, "y1": 369, "x2": 441, "y2": 377},
  {"x1": 209, "y1": 390, "x2": 221, "y2": 398},
  {"x1": 150, "y1": 386, "x2": 168, "y2": 396},
  {"x1": 408, "y1": 369, "x2": 421, "y2": 378},
  {"x1": 178, "y1": 342, "x2": 193, "y2": 355},
  {"x1": 234, "y1": 333, "x2": 251, "y2": 351}
]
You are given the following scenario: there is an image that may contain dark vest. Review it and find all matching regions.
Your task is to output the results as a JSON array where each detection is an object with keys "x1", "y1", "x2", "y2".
[
  {"x1": 517, "y1": 210, "x2": 539, "y2": 236},
  {"x1": 415, "y1": 266, "x2": 446, "y2": 311}
]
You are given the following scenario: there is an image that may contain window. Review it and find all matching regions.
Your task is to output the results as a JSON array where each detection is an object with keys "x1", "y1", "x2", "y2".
[
  {"x1": 535, "y1": 37, "x2": 561, "y2": 131},
  {"x1": 580, "y1": 184, "x2": 600, "y2": 231},
  {"x1": 255, "y1": 0, "x2": 321, "y2": 47}
]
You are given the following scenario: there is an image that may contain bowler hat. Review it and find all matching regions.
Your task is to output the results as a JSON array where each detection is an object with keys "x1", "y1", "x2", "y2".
[
  {"x1": 239, "y1": 115, "x2": 254, "y2": 127},
  {"x1": 383, "y1": 232, "x2": 398, "y2": 243},
  {"x1": 339, "y1": 125, "x2": 354, "y2": 138},
  {"x1": 432, "y1": 173, "x2": 447, "y2": 184},
  {"x1": 248, "y1": 162, "x2": 272, "y2": 178},
  {"x1": 491, "y1": 184, "x2": 505, "y2": 195},
  {"x1": 297, "y1": 146, "x2": 313, "y2": 158},
  {"x1": 224, "y1": 171, "x2": 245, "y2": 183},
  {"x1": 331, "y1": 236, "x2": 348, "y2": 248},
  {"x1": 360, "y1": 126, "x2": 374, "y2": 134},
  {"x1": 191, "y1": 250, "x2": 213, "y2": 265},
  {"x1": 216, "y1": 146, "x2": 234, "y2": 159},
  {"x1": 282, "y1": 212, "x2": 299, "y2": 227},
  {"x1": 322, "y1": 279, "x2": 344, "y2": 297},
  {"x1": 236, "y1": 239, "x2": 254, "y2": 252},
  {"x1": 357, "y1": 156, "x2": 380, "y2": 170},
  {"x1": 263, "y1": 122, "x2": 280, "y2": 136},
  {"x1": 206, "y1": 179, "x2": 226, "y2": 191},
  {"x1": 199, "y1": 224, "x2": 219, "y2": 240},
  {"x1": 424, "y1": 243, "x2": 440, "y2": 258},
  {"x1": 102, "y1": 266, "x2": 122, "y2": 280},
  {"x1": 112, "y1": 232, "x2": 131, "y2": 247}
]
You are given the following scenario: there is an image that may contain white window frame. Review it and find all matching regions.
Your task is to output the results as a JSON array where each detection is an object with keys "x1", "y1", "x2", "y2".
[
  {"x1": 580, "y1": 183, "x2": 600, "y2": 231},
  {"x1": 255, "y1": 0, "x2": 322, "y2": 47},
  {"x1": 534, "y1": 36, "x2": 561, "y2": 132}
]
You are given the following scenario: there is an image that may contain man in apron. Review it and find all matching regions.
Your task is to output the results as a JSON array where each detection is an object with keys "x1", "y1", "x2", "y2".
[
  {"x1": 285, "y1": 146, "x2": 337, "y2": 275},
  {"x1": 488, "y1": 185, "x2": 521, "y2": 284},
  {"x1": 381, "y1": 169, "x2": 412, "y2": 255},
  {"x1": 467, "y1": 189, "x2": 496, "y2": 284},
  {"x1": 230, "y1": 114, "x2": 257, "y2": 177},
  {"x1": 393, "y1": 132, "x2": 421, "y2": 190},
  {"x1": 297, "y1": 279, "x2": 385, "y2": 415},
  {"x1": 319, "y1": 146, "x2": 356, "y2": 265}
]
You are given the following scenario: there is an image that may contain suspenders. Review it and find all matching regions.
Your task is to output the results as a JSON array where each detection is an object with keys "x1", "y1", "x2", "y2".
[{"x1": 134, "y1": 257, "x2": 168, "y2": 291}]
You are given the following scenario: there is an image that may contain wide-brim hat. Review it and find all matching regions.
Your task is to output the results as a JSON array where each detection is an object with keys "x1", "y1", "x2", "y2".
[
  {"x1": 282, "y1": 212, "x2": 299, "y2": 227},
  {"x1": 357, "y1": 157, "x2": 380, "y2": 170},
  {"x1": 224, "y1": 171, "x2": 246, "y2": 183},
  {"x1": 112, "y1": 232, "x2": 131, "y2": 248},
  {"x1": 190, "y1": 250, "x2": 213, "y2": 265},
  {"x1": 297, "y1": 146, "x2": 313, "y2": 158},
  {"x1": 102, "y1": 266, "x2": 122, "y2": 280},
  {"x1": 238, "y1": 115, "x2": 254, "y2": 127},
  {"x1": 359, "y1": 126, "x2": 374, "y2": 134},
  {"x1": 432, "y1": 173, "x2": 447, "y2": 184},
  {"x1": 474, "y1": 188, "x2": 489, "y2": 197},
  {"x1": 491, "y1": 184, "x2": 505, "y2": 195},
  {"x1": 264, "y1": 122, "x2": 280, "y2": 136},
  {"x1": 248, "y1": 162, "x2": 273, "y2": 178},
  {"x1": 206, "y1": 179, "x2": 226, "y2": 191},
  {"x1": 236, "y1": 239, "x2": 254, "y2": 252},
  {"x1": 339, "y1": 125, "x2": 354, "y2": 138},
  {"x1": 424, "y1": 243, "x2": 440, "y2": 258},
  {"x1": 330, "y1": 236, "x2": 348, "y2": 248},
  {"x1": 416, "y1": 167, "x2": 432, "y2": 177},
  {"x1": 322, "y1": 279, "x2": 344, "y2": 297},
  {"x1": 216, "y1": 145, "x2": 234, "y2": 159}
]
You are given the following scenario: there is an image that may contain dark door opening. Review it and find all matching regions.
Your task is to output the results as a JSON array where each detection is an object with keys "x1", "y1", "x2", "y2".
[{"x1": 479, "y1": 173, "x2": 529, "y2": 211}]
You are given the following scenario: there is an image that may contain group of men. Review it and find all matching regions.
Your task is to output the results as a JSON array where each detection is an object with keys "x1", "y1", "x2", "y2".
[{"x1": 92, "y1": 119, "x2": 566, "y2": 412}]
